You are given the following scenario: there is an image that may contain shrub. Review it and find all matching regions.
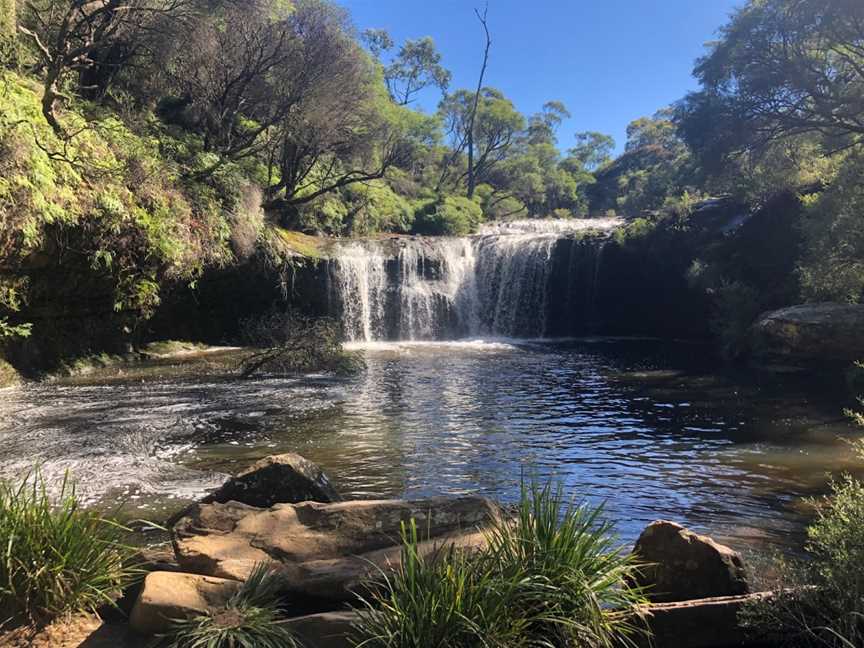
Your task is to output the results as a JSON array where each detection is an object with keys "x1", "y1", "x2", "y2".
[
  {"x1": 412, "y1": 195, "x2": 483, "y2": 236},
  {"x1": 353, "y1": 481, "x2": 648, "y2": 648},
  {"x1": 0, "y1": 469, "x2": 139, "y2": 625},
  {"x1": 161, "y1": 563, "x2": 300, "y2": 648},
  {"x1": 740, "y1": 441, "x2": 864, "y2": 647}
]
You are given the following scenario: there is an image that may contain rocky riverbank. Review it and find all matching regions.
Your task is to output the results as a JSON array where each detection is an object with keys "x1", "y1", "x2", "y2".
[{"x1": 45, "y1": 453, "x2": 769, "y2": 648}]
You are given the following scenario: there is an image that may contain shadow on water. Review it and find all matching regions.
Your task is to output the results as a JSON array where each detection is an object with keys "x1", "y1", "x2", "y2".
[{"x1": 1, "y1": 339, "x2": 862, "y2": 554}]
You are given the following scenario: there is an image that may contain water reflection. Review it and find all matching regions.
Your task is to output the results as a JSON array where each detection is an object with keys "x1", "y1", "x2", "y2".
[{"x1": 0, "y1": 340, "x2": 862, "y2": 553}]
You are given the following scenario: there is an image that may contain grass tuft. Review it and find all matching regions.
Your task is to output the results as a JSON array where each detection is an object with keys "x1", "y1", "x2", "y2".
[
  {"x1": 353, "y1": 480, "x2": 649, "y2": 648},
  {"x1": 159, "y1": 562, "x2": 301, "y2": 648},
  {"x1": 0, "y1": 469, "x2": 140, "y2": 626}
]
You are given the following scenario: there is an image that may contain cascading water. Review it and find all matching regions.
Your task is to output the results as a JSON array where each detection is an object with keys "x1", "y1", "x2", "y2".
[{"x1": 327, "y1": 218, "x2": 621, "y2": 342}]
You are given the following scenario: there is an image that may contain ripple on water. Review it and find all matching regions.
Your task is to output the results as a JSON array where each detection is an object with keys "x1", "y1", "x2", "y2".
[{"x1": 1, "y1": 340, "x2": 863, "y2": 551}]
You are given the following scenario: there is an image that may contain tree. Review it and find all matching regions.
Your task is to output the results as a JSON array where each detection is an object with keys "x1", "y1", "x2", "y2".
[
  {"x1": 158, "y1": 0, "x2": 297, "y2": 165},
  {"x1": 526, "y1": 101, "x2": 571, "y2": 146},
  {"x1": 18, "y1": 0, "x2": 190, "y2": 136},
  {"x1": 437, "y1": 87, "x2": 524, "y2": 194},
  {"x1": 262, "y1": 2, "x2": 424, "y2": 214},
  {"x1": 569, "y1": 131, "x2": 615, "y2": 172},
  {"x1": 364, "y1": 31, "x2": 451, "y2": 106},
  {"x1": 678, "y1": 0, "x2": 864, "y2": 166},
  {"x1": 465, "y1": 4, "x2": 491, "y2": 198},
  {"x1": 588, "y1": 110, "x2": 693, "y2": 215}
]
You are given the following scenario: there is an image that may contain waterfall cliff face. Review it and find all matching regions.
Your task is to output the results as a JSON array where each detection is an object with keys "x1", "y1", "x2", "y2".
[{"x1": 327, "y1": 219, "x2": 620, "y2": 342}]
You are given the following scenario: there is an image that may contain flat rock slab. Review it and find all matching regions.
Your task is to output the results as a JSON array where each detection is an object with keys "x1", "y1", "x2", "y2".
[
  {"x1": 632, "y1": 520, "x2": 749, "y2": 602},
  {"x1": 750, "y1": 302, "x2": 864, "y2": 365},
  {"x1": 129, "y1": 571, "x2": 242, "y2": 635},
  {"x1": 173, "y1": 496, "x2": 500, "y2": 602}
]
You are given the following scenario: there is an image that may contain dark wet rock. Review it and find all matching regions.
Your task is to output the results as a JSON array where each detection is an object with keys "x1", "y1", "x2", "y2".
[
  {"x1": 172, "y1": 496, "x2": 500, "y2": 603},
  {"x1": 203, "y1": 453, "x2": 341, "y2": 509},
  {"x1": 750, "y1": 303, "x2": 864, "y2": 367},
  {"x1": 286, "y1": 610, "x2": 359, "y2": 648},
  {"x1": 632, "y1": 520, "x2": 749, "y2": 603},
  {"x1": 638, "y1": 592, "x2": 770, "y2": 648}
]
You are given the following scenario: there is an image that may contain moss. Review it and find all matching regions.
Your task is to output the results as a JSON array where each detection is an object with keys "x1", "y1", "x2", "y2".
[
  {"x1": 0, "y1": 356, "x2": 21, "y2": 387},
  {"x1": 139, "y1": 340, "x2": 207, "y2": 357},
  {"x1": 271, "y1": 228, "x2": 325, "y2": 259}
]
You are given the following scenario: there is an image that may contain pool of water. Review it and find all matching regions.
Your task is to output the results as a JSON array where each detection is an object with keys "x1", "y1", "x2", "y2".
[{"x1": 1, "y1": 339, "x2": 862, "y2": 553}]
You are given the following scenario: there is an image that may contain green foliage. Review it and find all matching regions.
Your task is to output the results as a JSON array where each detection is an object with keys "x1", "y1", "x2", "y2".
[
  {"x1": 0, "y1": 469, "x2": 139, "y2": 624},
  {"x1": 344, "y1": 181, "x2": 416, "y2": 236},
  {"x1": 161, "y1": 563, "x2": 300, "y2": 648},
  {"x1": 679, "y1": 0, "x2": 864, "y2": 170},
  {"x1": 413, "y1": 195, "x2": 483, "y2": 236},
  {"x1": 0, "y1": 71, "x2": 232, "y2": 323},
  {"x1": 741, "y1": 463, "x2": 864, "y2": 647},
  {"x1": 799, "y1": 153, "x2": 864, "y2": 303},
  {"x1": 0, "y1": 0, "x2": 16, "y2": 65},
  {"x1": 482, "y1": 482, "x2": 650, "y2": 647},
  {"x1": 353, "y1": 481, "x2": 648, "y2": 648}
]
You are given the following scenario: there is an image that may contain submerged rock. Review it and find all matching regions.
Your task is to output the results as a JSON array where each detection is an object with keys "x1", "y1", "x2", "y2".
[
  {"x1": 203, "y1": 453, "x2": 341, "y2": 508},
  {"x1": 129, "y1": 571, "x2": 241, "y2": 635},
  {"x1": 750, "y1": 303, "x2": 864, "y2": 366},
  {"x1": 632, "y1": 520, "x2": 749, "y2": 603},
  {"x1": 172, "y1": 496, "x2": 500, "y2": 603}
]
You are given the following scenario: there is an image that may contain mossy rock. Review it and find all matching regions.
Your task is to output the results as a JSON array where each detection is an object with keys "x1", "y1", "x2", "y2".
[
  {"x1": 139, "y1": 340, "x2": 208, "y2": 357},
  {"x1": 0, "y1": 357, "x2": 21, "y2": 387}
]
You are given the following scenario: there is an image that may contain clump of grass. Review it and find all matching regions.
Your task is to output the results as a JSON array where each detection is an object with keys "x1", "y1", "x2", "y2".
[
  {"x1": 0, "y1": 469, "x2": 139, "y2": 625},
  {"x1": 353, "y1": 519, "x2": 528, "y2": 647},
  {"x1": 484, "y1": 481, "x2": 649, "y2": 647},
  {"x1": 161, "y1": 562, "x2": 300, "y2": 648},
  {"x1": 353, "y1": 481, "x2": 649, "y2": 648}
]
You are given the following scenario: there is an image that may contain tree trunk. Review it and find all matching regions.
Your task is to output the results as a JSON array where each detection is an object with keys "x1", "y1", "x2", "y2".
[{"x1": 465, "y1": 6, "x2": 491, "y2": 199}]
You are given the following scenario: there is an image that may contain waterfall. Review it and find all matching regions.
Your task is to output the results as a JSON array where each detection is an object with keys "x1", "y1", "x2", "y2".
[{"x1": 327, "y1": 219, "x2": 621, "y2": 342}]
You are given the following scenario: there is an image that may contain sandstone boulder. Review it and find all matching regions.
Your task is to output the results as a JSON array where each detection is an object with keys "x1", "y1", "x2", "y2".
[
  {"x1": 632, "y1": 521, "x2": 749, "y2": 603},
  {"x1": 129, "y1": 571, "x2": 241, "y2": 635},
  {"x1": 172, "y1": 496, "x2": 500, "y2": 602},
  {"x1": 203, "y1": 453, "x2": 340, "y2": 508},
  {"x1": 750, "y1": 303, "x2": 864, "y2": 366}
]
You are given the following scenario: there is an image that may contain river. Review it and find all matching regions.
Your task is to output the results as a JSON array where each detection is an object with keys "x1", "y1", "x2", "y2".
[{"x1": 1, "y1": 338, "x2": 861, "y2": 556}]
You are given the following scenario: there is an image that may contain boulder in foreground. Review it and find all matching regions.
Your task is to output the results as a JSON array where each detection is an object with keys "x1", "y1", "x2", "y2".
[
  {"x1": 172, "y1": 496, "x2": 500, "y2": 602},
  {"x1": 632, "y1": 520, "x2": 749, "y2": 603}
]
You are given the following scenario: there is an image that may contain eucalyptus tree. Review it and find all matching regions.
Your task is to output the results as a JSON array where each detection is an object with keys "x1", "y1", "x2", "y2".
[
  {"x1": 17, "y1": 0, "x2": 192, "y2": 135},
  {"x1": 437, "y1": 87, "x2": 525, "y2": 195},
  {"x1": 678, "y1": 0, "x2": 864, "y2": 168},
  {"x1": 568, "y1": 132, "x2": 615, "y2": 172},
  {"x1": 362, "y1": 29, "x2": 451, "y2": 106}
]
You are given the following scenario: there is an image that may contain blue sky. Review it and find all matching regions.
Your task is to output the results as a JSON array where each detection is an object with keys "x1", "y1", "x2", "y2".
[{"x1": 339, "y1": 0, "x2": 742, "y2": 153}]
